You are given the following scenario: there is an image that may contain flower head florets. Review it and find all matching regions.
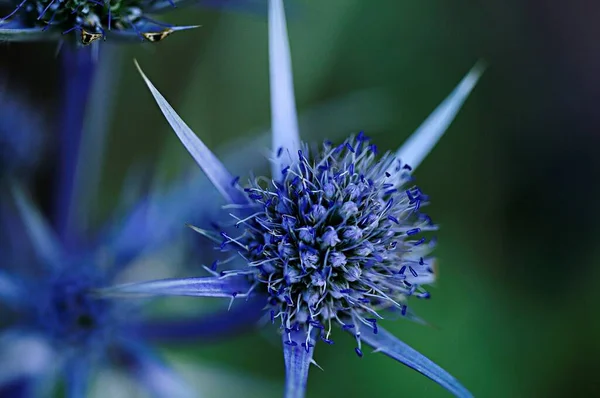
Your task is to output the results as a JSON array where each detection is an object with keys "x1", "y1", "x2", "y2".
[{"x1": 219, "y1": 132, "x2": 437, "y2": 342}]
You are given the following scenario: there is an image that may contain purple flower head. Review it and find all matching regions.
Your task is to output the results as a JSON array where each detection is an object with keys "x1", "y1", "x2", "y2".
[{"x1": 104, "y1": 0, "x2": 484, "y2": 397}]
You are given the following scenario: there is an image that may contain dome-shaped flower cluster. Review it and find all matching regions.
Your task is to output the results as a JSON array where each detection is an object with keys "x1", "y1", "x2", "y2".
[{"x1": 223, "y1": 133, "x2": 436, "y2": 347}]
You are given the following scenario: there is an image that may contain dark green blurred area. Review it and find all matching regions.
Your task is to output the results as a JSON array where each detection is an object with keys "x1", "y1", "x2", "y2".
[{"x1": 5, "y1": 0, "x2": 600, "y2": 396}]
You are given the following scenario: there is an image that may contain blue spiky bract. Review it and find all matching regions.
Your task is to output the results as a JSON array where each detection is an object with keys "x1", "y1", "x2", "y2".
[{"x1": 216, "y1": 132, "x2": 437, "y2": 346}]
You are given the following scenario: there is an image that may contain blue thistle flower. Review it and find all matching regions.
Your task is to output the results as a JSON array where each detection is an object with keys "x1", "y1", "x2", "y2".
[
  {"x1": 225, "y1": 133, "x2": 439, "y2": 332},
  {"x1": 0, "y1": 184, "x2": 204, "y2": 396},
  {"x1": 0, "y1": 0, "x2": 199, "y2": 45},
  {"x1": 103, "y1": 0, "x2": 484, "y2": 396}
]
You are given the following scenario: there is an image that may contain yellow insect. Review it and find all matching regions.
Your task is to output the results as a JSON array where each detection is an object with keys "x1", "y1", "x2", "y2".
[
  {"x1": 80, "y1": 28, "x2": 103, "y2": 45},
  {"x1": 142, "y1": 28, "x2": 174, "y2": 43}
]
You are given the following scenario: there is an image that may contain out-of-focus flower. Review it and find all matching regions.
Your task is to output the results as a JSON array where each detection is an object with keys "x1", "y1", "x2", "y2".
[
  {"x1": 0, "y1": 0, "x2": 199, "y2": 45},
  {"x1": 0, "y1": 182, "x2": 209, "y2": 396},
  {"x1": 0, "y1": 78, "x2": 267, "y2": 394},
  {"x1": 103, "y1": 0, "x2": 483, "y2": 397}
]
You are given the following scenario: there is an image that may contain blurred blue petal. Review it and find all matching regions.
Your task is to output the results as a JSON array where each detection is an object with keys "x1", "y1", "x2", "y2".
[
  {"x1": 65, "y1": 359, "x2": 90, "y2": 398},
  {"x1": 62, "y1": 45, "x2": 122, "y2": 251},
  {"x1": 99, "y1": 164, "x2": 215, "y2": 265},
  {"x1": 359, "y1": 326, "x2": 472, "y2": 398},
  {"x1": 120, "y1": 343, "x2": 194, "y2": 398},
  {"x1": 12, "y1": 185, "x2": 63, "y2": 269},
  {"x1": 0, "y1": 332, "x2": 54, "y2": 388},
  {"x1": 0, "y1": 79, "x2": 45, "y2": 178},
  {"x1": 282, "y1": 330, "x2": 315, "y2": 398},
  {"x1": 0, "y1": 377, "x2": 30, "y2": 398},
  {"x1": 101, "y1": 192, "x2": 162, "y2": 264},
  {"x1": 0, "y1": 270, "x2": 25, "y2": 309},
  {"x1": 394, "y1": 62, "x2": 485, "y2": 172},
  {"x1": 0, "y1": 201, "x2": 35, "y2": 270},
  {"x1": 135, "y1": 61, "x2": 248, "y2": 205},
  {"x1": 269, "y1": 0, "x2": 300, "y2": 178},
  {"x1": 100, "y1": 276, "x2": 251, "y2": 298},
  {"x1": 138, "y1": 297, "x2": 264, "y2": 341}
]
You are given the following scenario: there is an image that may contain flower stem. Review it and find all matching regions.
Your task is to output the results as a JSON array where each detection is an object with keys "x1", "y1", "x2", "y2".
[
  {"x1": 54, "y1": 46, "x2": 98, "y2": 249},
  {"x1": 55, "y1": 45, "x2": 122, "y2": 249}
]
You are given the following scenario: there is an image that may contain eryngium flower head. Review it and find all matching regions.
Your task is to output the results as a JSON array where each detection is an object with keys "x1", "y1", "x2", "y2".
[
  {"x1": 235, "y1": 133, "x2": 435, "y2": 338},
  {"x1": 0, "y1": 151, "x2": 261, "y2": 396},
  {"x1": 104, "y1": 1, "x2": 484, "y2": 397},
  {"x1": 0, "y1": 186, "x2": 198, "y2": 396},
  {"x1": 0, "y1": 0, "x2": 198, "y2": 45}
]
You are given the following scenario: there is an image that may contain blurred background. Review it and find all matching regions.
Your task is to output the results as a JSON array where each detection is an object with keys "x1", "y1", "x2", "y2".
[{"x1": 2, "y1": 0, "x2": 599, "y2": 396}]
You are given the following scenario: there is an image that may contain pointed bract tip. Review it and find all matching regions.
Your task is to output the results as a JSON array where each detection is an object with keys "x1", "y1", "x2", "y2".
[
  {"x1": 392, "y1": 60, "x2": 485, "y2": 174},
  {"x1": 10, "y1": 183, "x2": 63, "y2": 268},
  {"x1": 461, "y1": 60, "x2": 486, "y2": 92},
  {"x1": 134, "y1": 59, "x2": 145, "y2": 78},
  {"x1": 134, "y1": 59, "x2": 248, "y2": 206},
  {"x1": 471, "y1": 59, "x2": 488, "y2": 77},
  {"x1": 171, "y1": 25, "x2": 202, "y2": 32}
]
